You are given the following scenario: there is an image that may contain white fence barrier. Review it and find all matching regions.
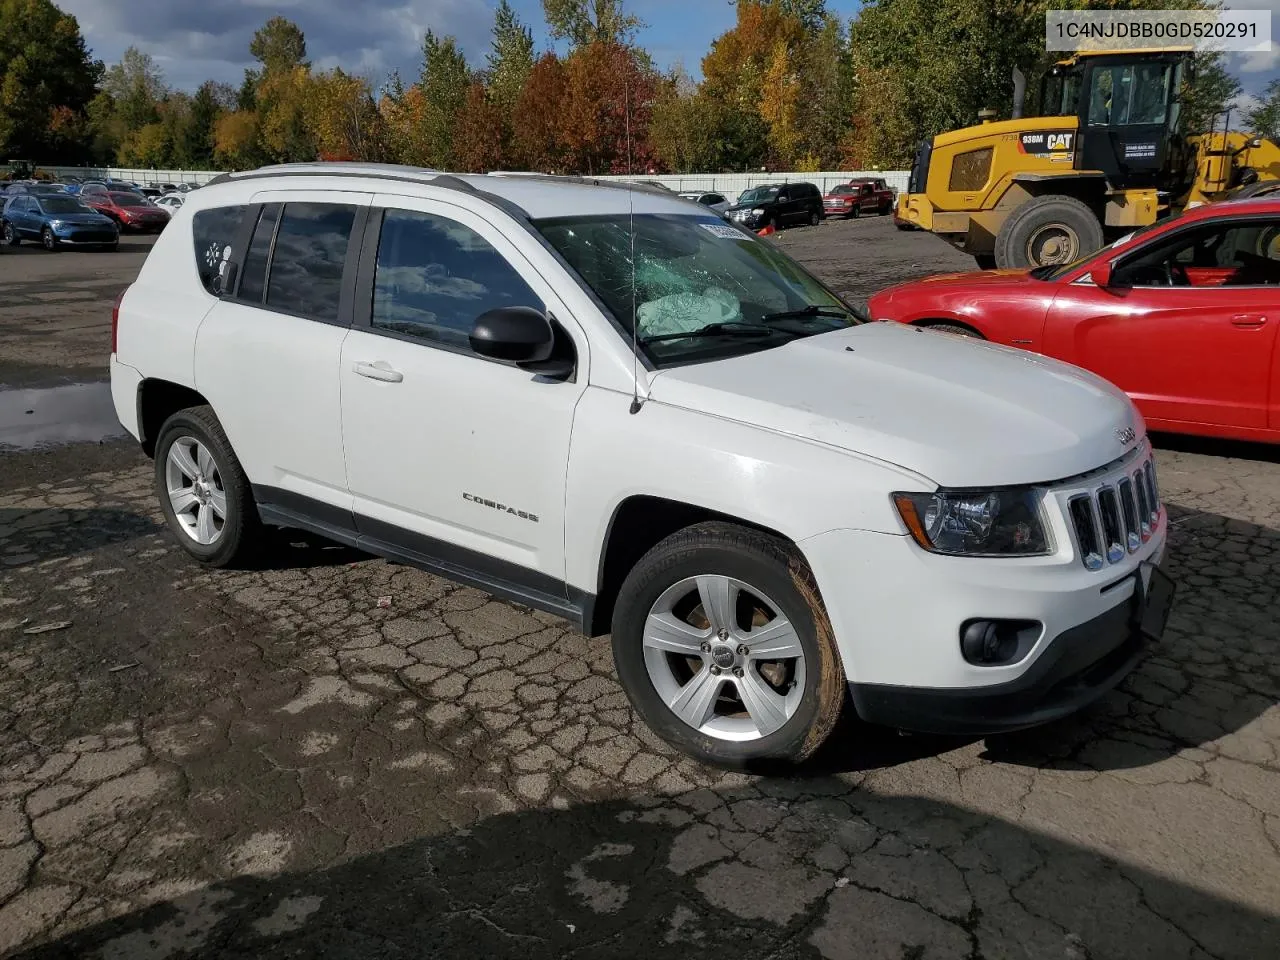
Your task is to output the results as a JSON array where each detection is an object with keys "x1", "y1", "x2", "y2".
[
  {"x1": 37, "y1": 166, "x2": 222, "y2": 186},
  {"x1": 30, "y1": 165, "x2": 911, "y2": 196},
  {"x1": 598, "y1": 170, "x2": 910, "y2": 197}
]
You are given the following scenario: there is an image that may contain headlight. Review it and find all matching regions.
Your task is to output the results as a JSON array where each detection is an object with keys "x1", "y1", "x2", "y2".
[
  {"x1": 751, "y1": 207, "x2": 764, "y2": 215},
  {"x1": 893, "y1": 489, "x2": 1050, "y2": 556},
  {"x1": 47, "y1": 219, "x2": 64, "y2": 229}
]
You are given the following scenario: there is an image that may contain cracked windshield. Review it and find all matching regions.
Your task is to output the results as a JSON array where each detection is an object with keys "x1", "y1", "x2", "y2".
[{"x1": 536, "y1": 214, "x2": 863, "y2": 365}]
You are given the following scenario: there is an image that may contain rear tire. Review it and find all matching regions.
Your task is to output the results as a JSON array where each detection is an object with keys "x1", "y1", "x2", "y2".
[
  {"x1": 154, "y1": 405, "x2": 265, "y2": 568},
  {"x1": 611, "y1": 522, "x2": 845, "y2": 770},
  {"x1": 2, "y1": 222, "x2": 18, "y2": 246},
  {"x1": 994, "y1": 195, "x2": 1103, "y2": 269}
]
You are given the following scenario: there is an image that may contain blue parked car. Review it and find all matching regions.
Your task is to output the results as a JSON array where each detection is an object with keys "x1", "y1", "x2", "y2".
[{"x1": 2, "y1": 193, "x2": 119, "y2": 250}]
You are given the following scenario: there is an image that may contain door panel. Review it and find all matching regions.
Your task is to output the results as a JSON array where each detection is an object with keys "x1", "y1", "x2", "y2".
[
  {"x1": 194, "y1": 195, "x2": 370, "y2": 511},
  {"x1": 1044, "y1": 284, "x2": 1277, "y2": 429},
  {"x1": 340, "y1": 195, "x2": 589, "y2": 583}
]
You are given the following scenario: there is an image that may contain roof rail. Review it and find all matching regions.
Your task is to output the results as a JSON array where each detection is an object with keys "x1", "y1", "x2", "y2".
[{"x1": 486, "y1": 171, "x2": 674, "y2": 198}]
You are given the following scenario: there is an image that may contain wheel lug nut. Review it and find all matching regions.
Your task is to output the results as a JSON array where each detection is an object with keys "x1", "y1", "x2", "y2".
[
  {"x1": 700, "y1": 641, "x2": 711, "y2": 653},
  {"x1": 717, "y1": 628, "x2": 729, "y2": 641},
  {"x1": 736, "y1": 645, "x2": 748, "y2": 656},
  {"x1": 733, "y1": 667, "x2": 744, "y2": 678},
  {"x1": 709, "y1": 666, "x2": 722, "y2": 676}
]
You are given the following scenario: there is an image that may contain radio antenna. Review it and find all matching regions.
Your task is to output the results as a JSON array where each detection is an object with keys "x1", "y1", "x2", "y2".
[{"x1": 626, "y1": 66, "x2": 643, "y2": 415}]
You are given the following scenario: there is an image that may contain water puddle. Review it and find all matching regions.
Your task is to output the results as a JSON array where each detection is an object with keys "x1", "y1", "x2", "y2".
[{"x1": 0, "y1": 382, "x2": 127, "y2": 451}]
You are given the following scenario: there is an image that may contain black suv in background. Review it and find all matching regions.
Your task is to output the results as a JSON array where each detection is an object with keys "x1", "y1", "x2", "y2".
[{"x1": 726, "y1": 182, "x2": 823, "y2": 230}]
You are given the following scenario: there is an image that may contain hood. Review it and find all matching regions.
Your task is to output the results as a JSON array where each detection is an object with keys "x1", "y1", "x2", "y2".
[
  {"x1": 648, "y1": 322, "x2": 1139, "y2": 488},
  {"x1": 726, "y1": 200, "x2": 775, "y2": 213},
  {"x1": 46, "y1": 212, "x2": 114, "y2": 224},
  {"x1": 823, "y1": 193, "x2": 856, "y2": 201},
  {"x1": 908, "y1": 268, "x2": 1030, "y2": 288}
]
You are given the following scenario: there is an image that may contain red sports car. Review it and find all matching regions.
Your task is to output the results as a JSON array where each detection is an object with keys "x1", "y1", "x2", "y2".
[
  {"x1": 868, "y1": 197, "x2": 1280, "y2": 444},
  {"x1": 82, "y1": 191, "x2": 170, "y2": 233}
]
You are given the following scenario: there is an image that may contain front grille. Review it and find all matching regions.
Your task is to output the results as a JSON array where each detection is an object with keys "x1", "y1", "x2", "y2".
[{"x1": 1067, "y1": 454, "x2": 1161, "y2": 570}]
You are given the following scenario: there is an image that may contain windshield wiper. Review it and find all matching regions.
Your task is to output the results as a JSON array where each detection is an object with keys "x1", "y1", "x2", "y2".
[
  {"x1": 640, "y1": 322, "x2": 779, "y2": 344},
  {"x1": 760, "y1": 305, "x2": 854, "y2": 323}
]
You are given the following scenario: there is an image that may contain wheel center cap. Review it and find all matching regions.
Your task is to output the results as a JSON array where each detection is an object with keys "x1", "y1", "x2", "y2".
[{"x1": 710, "y1": 645, "x2": 736, "y2": 669}]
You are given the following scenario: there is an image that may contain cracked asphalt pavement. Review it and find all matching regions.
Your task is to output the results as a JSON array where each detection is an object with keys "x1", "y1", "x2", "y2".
[{"x1": 2, "y1": 219, "x2": 1280, "y2": 959}]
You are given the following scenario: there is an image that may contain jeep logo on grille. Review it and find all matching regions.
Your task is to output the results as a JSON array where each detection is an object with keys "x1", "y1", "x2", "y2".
[{"x1": 1116, "y1": 426, "x2": 1137, "y2": 445}]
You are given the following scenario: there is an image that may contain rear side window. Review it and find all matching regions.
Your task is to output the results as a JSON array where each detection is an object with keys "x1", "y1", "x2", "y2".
[
  {"x1": 265, "y1": 203, "x2": 356, "y2": 323},
  {"x1": 192, "y1": 205, "x2": 250, "y2": 295},
  {"x1": 237, "y1": 205, "x2": 280, "y2": 304}
]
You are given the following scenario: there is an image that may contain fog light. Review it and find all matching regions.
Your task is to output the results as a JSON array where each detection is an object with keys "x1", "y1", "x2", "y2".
[{"x1": 960, "y1": 619, "x2": 1040, "y2": 666}]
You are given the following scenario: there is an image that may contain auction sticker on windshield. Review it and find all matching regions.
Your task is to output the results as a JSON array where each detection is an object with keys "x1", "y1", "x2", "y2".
[{"x1": 699, "y1": 221, "x2": 752, "y2": 240}]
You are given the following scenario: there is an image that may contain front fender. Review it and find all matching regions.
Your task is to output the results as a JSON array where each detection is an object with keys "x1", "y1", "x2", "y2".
[{"x1": 563, "y1": 387, "x2": 929, "y2": 594}]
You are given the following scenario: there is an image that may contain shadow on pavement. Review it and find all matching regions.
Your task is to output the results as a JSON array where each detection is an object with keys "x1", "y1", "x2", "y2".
[
  {"x1": 1152, "y1": 431, "x2": 1280, "y2": 465},
  {"x1": 12, "y1": 783, "x2": 1277, "y2": 960},
  {"x1": 0, "y1": 507, "x2": 161, "y2": 566}
]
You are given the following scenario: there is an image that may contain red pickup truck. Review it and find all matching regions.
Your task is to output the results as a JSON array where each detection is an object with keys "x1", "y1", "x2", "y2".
[{"x1": 822, "y1": 178, "x2": 895, "y2": 218}]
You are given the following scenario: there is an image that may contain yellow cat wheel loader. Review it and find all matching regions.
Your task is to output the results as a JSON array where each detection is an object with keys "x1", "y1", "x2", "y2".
[{"x1": 896, "y1": 48, "x2": 1280, "y2": 269}]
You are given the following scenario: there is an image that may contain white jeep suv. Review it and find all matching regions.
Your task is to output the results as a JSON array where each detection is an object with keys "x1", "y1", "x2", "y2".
[{"x1": 109, "y1": 163, "x2": 1173, "y2": 768}]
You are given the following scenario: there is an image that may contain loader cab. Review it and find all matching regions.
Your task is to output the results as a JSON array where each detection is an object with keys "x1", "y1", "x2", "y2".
[{"x1": 1039, "y1": 50, "x2": 1191, "y2": 189}]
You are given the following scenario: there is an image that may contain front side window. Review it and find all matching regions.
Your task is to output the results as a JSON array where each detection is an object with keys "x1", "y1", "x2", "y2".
[
  {"x1": 265, "y1": 203, "x2": 356, "y2": 322},
  {"x1": 1115, "y1": 219, "x2": 1280, "y2": 287},
  {"x1": 191, "y1": 205, "x2": 250, "y2": 295},
  {"x1": 536, "y1": 213, "x2": 861, "y2": 367},
  {"x1": 1088, "y1": 63, "x2": 1171, "y2": 127},
  {"x1": 371, "y1": 208, "x2": 542, "y2": 351}
]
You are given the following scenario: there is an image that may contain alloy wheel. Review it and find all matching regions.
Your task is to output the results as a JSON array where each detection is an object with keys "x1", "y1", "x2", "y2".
[
  {"x1": 642, "y1": 575, "x2": 806, "y2": 741},
  {"x1": 165, "y1": 436, "x2": 227, "y2": 545}
]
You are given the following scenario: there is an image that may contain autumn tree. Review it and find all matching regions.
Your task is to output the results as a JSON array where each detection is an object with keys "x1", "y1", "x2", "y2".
[
  {"x1": 649, "y1": 68, "x2": 722, "y2": 173},
  {"x1": 418, "y1": 31, "x2": 470, "y2": 168},
  {"x1": 700, "y1": 0, "x2": 806, "y2": 169},
  {"x1": 214, "y1": 110, "x2": 263, "y2": 169},
  {"x1": 185, "y1": 81, "x2": 234, "y2": 168},
  {"x1": 249, "y1": 16, "x2": 309, "y2": 75},
  {"x1": 543, "y1": 0, "x2": 643, "y2": 47},
  {"x1": 560, "y1": 41, "x2": 659, "y2": 175},
  {"x1": 247, "y1": 18, "x2": 314, "y2": 163},
  {"x1": 0, "y1": 0, "x2": 102, "y2": 161},
  {"x1": 512, "y1": 53, "x2": 568, "y2": 171},
  {"x1": 453, "y1": 82, "x2": 506, "y2": 172},
  {"x1": 305, "y1": 69, "x2": 384, "y2": 161},
  {"x1": 487, "y1": 0, "x2": 535, "y2": 117},
  {"x1": 1247, "y1": 80, "x2": 1280, "y2": 143}
]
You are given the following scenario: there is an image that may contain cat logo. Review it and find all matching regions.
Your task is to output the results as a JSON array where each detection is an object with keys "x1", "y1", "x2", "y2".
[{"x1": 1046, "y1": 133, "x2": 1073, "y2": 152}]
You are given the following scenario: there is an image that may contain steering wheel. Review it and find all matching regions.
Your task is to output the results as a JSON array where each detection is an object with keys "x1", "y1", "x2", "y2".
[{"x1": 1163, "y1": 261, "x2": 1189, "y2": 287}]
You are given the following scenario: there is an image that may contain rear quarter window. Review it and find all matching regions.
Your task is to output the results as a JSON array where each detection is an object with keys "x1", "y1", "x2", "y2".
[{"x1": 192, "y1": 205, "x2": 250, "y2": 295}]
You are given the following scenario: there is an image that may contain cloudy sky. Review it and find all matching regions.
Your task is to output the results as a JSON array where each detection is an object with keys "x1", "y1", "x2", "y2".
[{"x1": 58, "y1": 0, "x2": 1275, "y2": 110}]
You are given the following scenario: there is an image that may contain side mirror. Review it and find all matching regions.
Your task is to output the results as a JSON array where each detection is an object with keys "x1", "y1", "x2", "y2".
[
  {"x1": 470, "y1": 306, "x2": 554, "y2": 364},
  {"x1": 777, "y1": 194, "x2": 790, "y2": 203},
  {"x1": 1247, "y1": 137, "x2": 1263, "y2": 150},
  {"x1": 1091, "y1": 260, "x2": 1113, "y2": 288}
]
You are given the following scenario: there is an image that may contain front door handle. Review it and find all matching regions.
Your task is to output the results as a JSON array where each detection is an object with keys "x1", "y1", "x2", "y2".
[
  {"x1": 353, "y1": 360, "x2": 403, "y2": 383},
  {"x1": 1230, "y1": 314, "x2": 1267, "y2": 328}
]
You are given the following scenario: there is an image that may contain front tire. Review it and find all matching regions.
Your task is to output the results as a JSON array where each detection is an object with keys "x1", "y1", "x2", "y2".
[
  {"x1": 41, "y1": 227, "x2": 58, "y2": 251},
  {"x1": 808, "y1": 209, "x2": 821, "y2": 227},
  {"x1": 923, "y1": 322, "x2": 984, "y2": 339},
  {"x1": 154, "y1": 405, "x2": 264, "y2": 568},
  {"x1": 994, "y1": 195, "x2": 1102, "y2": 269},
  {"x1": 611, "y1": 522, "x2": 845, "y2": 770}
]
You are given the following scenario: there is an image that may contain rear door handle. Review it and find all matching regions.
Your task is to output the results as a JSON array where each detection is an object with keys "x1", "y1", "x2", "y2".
[
  {"x1": 353, "y1": 360, "x2": 403, "y2": 383},
  {"x1": 1230, "y1": 314, "x2": 1267, "y2": 328}
]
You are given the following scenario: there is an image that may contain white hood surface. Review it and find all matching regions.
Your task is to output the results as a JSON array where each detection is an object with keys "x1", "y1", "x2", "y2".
[{"x1": 649, "y1": 322, "x2": 1140, "y2": 488}]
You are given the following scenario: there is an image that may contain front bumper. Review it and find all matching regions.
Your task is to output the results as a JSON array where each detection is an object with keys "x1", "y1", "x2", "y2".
[
  {"x1": 849, "y1": 592, "x2": 1145, "y2": 734},
  {"x1": 800, "y1": 449, "x2": 1170, "y2": 733},
  {"x1": 52, "y1": 228, "x2": 118, "y2": 244}
]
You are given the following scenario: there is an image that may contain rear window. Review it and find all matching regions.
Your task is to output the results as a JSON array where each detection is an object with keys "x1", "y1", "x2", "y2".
[{"x1": 192, "y1": 205, "x2": 250, "y2": 295}]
